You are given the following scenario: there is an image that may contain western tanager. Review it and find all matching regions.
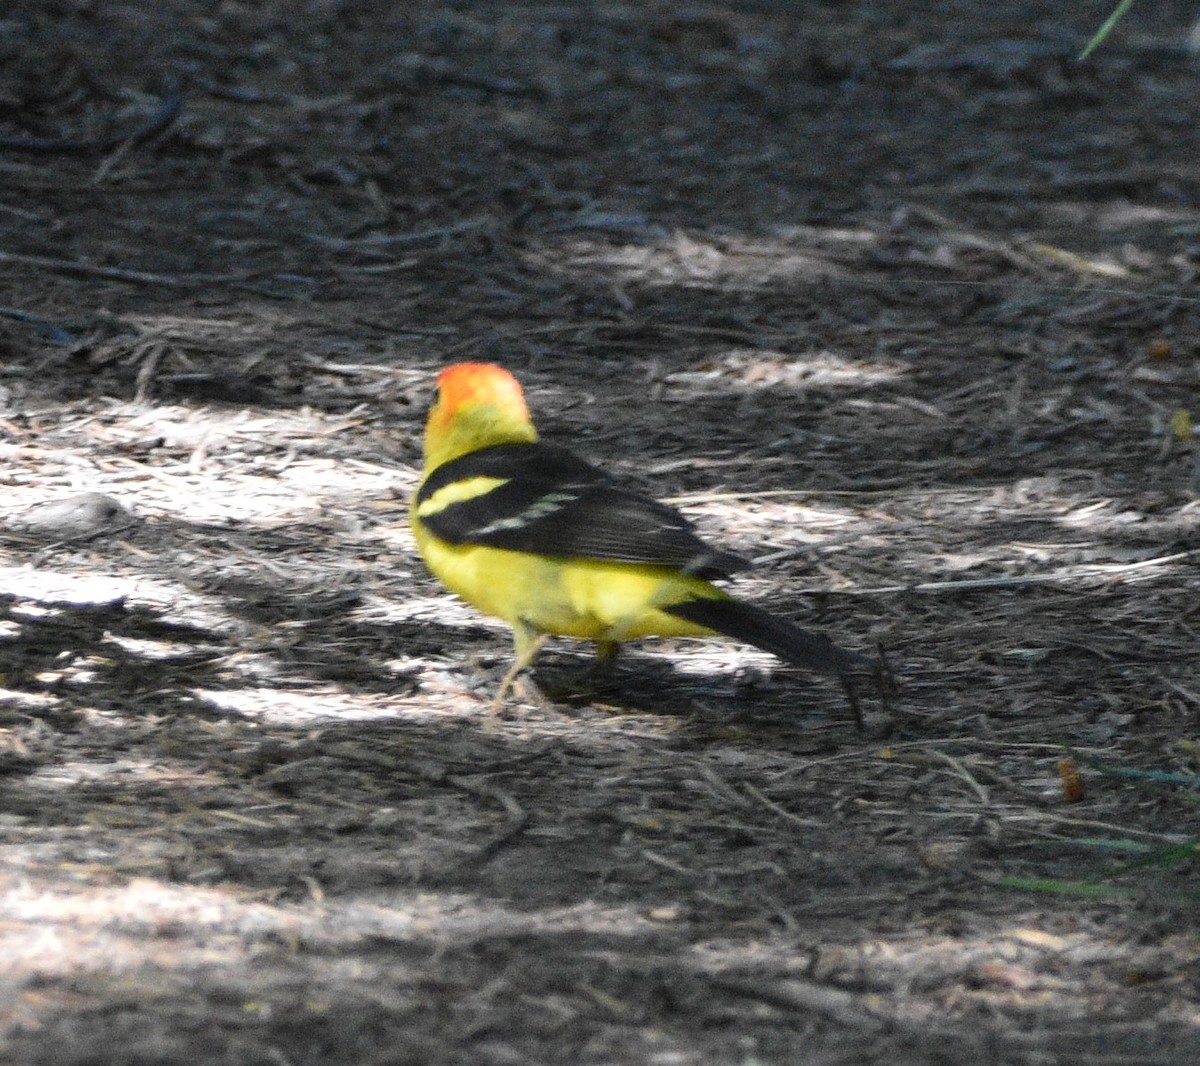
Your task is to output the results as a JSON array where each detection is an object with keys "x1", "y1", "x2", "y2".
[{"x1": 411, "y1": 362, "x2": 874, "y2": 714}]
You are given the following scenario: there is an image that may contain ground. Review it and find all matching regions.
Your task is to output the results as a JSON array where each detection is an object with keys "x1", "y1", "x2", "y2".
[{"x1": 1, "y1": 1, "x2": 1199, "y2": 1063}]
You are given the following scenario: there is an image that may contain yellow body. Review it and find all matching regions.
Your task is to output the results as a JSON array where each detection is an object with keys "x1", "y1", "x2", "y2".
[
  {"x1": 411, "y1": 516, "x2": 722, "y2": 646},
  {"x1": 410, "y1": 362, "x2": 726, "y2": 668}
]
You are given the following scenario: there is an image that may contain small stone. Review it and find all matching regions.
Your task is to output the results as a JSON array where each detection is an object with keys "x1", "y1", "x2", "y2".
[{"x1": 6, "y1": 493, "x2": 133, "y2": 539}]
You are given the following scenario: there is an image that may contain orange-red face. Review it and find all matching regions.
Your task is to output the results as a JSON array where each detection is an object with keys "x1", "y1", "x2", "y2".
[{"x1": 430, "y1": 362, "x2": 528, "y2": 431}]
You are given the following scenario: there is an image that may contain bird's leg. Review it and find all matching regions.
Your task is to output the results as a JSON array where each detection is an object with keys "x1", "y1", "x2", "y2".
[{"x1": 493, "y1": 620, "x2": 549, "y2": 707}]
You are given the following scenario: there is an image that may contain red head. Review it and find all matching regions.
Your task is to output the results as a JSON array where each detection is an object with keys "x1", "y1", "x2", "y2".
[
  {"x1": 423, "y1": 362, "x2": 537, "y2": 468},
  {"x1": 435, "y1": 362, "x2": 528, "y2": 419}
]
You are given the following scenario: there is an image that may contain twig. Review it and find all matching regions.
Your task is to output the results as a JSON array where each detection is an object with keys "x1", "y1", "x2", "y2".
[
  {"x1": 0, "y1": 306, "x2": 76, "y2": 344},
  {"x1": 845, "y1": 554, "x2": 1193, "y2": 596},
  {"x1": 0, "y1": 250, "x2": 253, "y2": 289},
  {"x1": 742, "y1": 782, "x2": 824, "y2": 828},
  {"x1": 306, "y1": 217, "x2": 493, "y2": 251},
  {"x1": 1004, "y1": 812, "x2": 1193, "y2": 843},
  {"x1": 925, "y1": 749, "x2": 990, "y2": 807},
  {"x1": 641, "y1": 849, "x2": 695, "y2": 876},
  {"x1": 134, "y1": 342, "x2": 166, "y2": 402},
  {"x1": 711, "y1": 976, "x2": 888, "y2": 1032},
  {"x1": 0, "y1": 87, "x2": 182, "y2": 155},
  {"x1": 444, "y1": 774, "x2": 529, "y2": 866}
]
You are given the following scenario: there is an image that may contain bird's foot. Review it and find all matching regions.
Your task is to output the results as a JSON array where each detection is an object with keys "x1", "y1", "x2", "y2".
[{"x1": 490, "y1": 655, "x2": 556, "y2": 714}]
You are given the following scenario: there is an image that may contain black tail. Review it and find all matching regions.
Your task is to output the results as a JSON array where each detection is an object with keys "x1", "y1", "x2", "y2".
[{"x1": 663, "y1": 597, "x2": 871, "y2": 677}]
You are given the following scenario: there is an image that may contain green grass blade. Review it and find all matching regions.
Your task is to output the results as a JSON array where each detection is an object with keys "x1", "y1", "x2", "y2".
[{"x1": 1079, "y1": 0, "x2": 1136, "y2": 60}]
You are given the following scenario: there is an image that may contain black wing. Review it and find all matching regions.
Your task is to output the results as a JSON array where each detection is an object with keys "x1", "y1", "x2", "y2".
[{"x1": 415, "y1": 442, "x2": 748, "y2": 578}]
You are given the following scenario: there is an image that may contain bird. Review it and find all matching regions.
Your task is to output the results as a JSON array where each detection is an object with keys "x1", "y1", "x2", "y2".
[{"x1": 410, "y1": 362, "x2": 877, "y2": 720}]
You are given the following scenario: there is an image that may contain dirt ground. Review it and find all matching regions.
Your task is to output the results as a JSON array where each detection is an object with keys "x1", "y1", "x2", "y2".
[{"x1": 1, "y1": 1, "x2": 1199, "y2": 1063}]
